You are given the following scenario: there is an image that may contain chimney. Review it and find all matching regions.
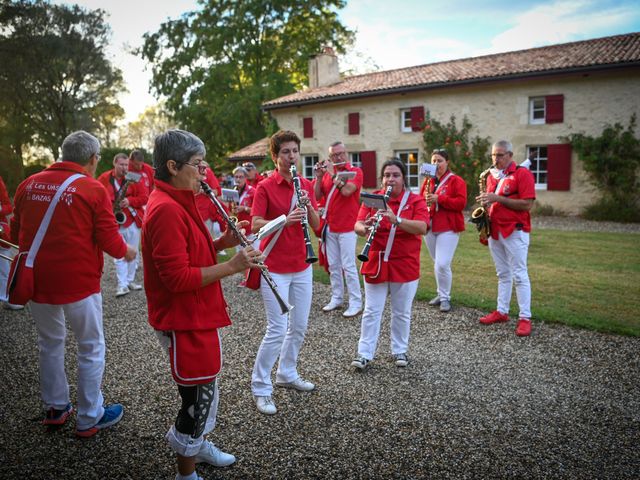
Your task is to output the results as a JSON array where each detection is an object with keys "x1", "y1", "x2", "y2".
[{"x1": 308, "y1": 46, "x2": 340, "y2": 89}]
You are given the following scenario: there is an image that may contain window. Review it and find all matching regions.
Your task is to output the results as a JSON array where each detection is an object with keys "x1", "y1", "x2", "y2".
[
  {"x1": 526, "y1": 146, "x2": 548, "y2": 189},
  {"x1": 394, "y1": 150, "x2": 420, "y2": 190},
  {"x1": 302, "y1": 154, "x2": 317, "y2": 180},
  {"x1": 529, "y1": 98, "x2": 545, "y2": 124},
  {"x1": 529, "y1": 95, "x2": 564, "y2": 124},
  {"x1": 400, "y1": 109, "x2": 412, "y2": 132},
  {"x1": 349, "y1": 152, "x2": 361, "y2": 168}
]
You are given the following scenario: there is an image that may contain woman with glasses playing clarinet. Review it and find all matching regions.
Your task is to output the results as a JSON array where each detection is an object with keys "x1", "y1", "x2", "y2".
[
  {"x1": 250, "y1": 130, "x2": 320, "y2": 416},
  {"x1": 420, "y1": 148, "x2": 467, "y2": 313},
  {"x1": 351, "y1": 158, "x2": 429, "y2": 371}
]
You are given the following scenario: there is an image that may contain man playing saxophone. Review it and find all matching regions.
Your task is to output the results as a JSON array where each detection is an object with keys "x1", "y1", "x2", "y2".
[
  {"x1": 98, "y1": 153, "x2": 148, "y2": 297},
  {"x1": 476, "y1": 140, "x2": 536, "y2": 337}
]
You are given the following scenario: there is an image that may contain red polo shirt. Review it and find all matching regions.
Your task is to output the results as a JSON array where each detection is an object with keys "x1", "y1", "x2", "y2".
[
  {"x1": 251, "y1": 170, "x2": 318, "y2": 274},
  {"x1": 247, "y1": 172, "x2": 264, "y2": 188},
  {"x1": 11, "y1": 162, "x2": 127, "y2": 304},
  {"x1": 419, "y1": 171, "x2": 467, "y2": 233},
  {"x1": 97, "y1": 170, "x2": 148, "y2": 228},
  {"x1": 235, "y1": 184, "x2": 255, "y2": 226},
  {"x1": 128, "y1": 161, "x2": 155, "y2": 196},
  {"x1": 357, "y1": 189, "x2": 429, "y2": 283},
  {"x1": 317, "y1": 164, "x2": 363, "y2": 233},
  {"x1": 487, "y1": 161, "x2": 536, "y2": 240},
  {"x1": 142, "y1": 180, "x2": 231, "y2": 332},
  {"x1": 195, "y1": 167, "x2": 222, "y2": 222},
  {"x1": 0, "y1": 176, "x2": 12, "y2": 242}
]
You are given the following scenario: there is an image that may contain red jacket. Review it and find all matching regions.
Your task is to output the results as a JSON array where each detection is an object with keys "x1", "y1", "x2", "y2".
[
  {"x1": 128, "y1": 161, "x2": 155, "y2": 196},
  {"x1": 142, "y1": 180, "x2": 231, "y2": 332},
  {"x1": 419, "y1": 171, "x2": 467, "y2": 233},
  {"x1": 317, "y1": 164, "x2": 363, "y2": 233},
  {"x1": 11, "y1": 162, "x2": 127, "y2": 304},
  {"x1": 0, "y1": 176, "x2": 12, "y2": 242},
  {"x1": 195, "y1": 167, "x2": 222, "y2": 221},
  {"x1": 97, "y1": 170, "x2": 148, "y2": 228}
]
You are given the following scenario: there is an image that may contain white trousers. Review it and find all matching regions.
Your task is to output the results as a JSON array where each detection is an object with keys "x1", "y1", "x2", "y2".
[
  {"x1": 326, "y1": 228, "x2": 362, "y2": 308},
  {"x1": 114, "y1": 223, "x2": 140, "y2": 288},
  {"x1": 357, "y1": 280, "x2": 419, "y2": 360},
  {"x1": 424, "y1": 230, "x2": 460, "y2": 301},
  {"x1": 489, "y1": 230, "x2": 532, "y2": 318},
  {"x1": 0, "y1": 246, "x2": 11, "y2": 302},
  {"x1": 252, "y1": 267, "x2": 312, "y2": 396},
  {"x1": 31, "y1": 293, "x2": 106, "y2": 430}
]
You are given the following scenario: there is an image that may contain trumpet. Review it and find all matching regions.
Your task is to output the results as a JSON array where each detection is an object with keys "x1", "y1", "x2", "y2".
[
  {"x1": 200, "y1": 181, "x2": 292, "y2": 315},
  {"x1": 358, "y1": 186, "x2": 393, "y2": 262},
  {"x1": 290, "y1": 165, "x2": 318, "y2": 264}
]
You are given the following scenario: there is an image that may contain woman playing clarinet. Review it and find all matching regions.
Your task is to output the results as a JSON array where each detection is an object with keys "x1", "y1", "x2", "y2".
[
  {"x1": 419, "y1": 148, "x2": 467, "y2": 313},
  {"x1": 351, "y1": 158, "x2": 429, "y2": 371},
  {"x1": 250, "y1": 130, "x2": 320, "y2": 416}
]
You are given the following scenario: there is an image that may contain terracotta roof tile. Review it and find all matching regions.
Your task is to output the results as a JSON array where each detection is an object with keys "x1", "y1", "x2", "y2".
[
  {"x1": 263, "y1": 32, "x2": 640, "y2": 109},
  {"x1": 227, "y1": 137, "x2": 269, "y2": 161}
]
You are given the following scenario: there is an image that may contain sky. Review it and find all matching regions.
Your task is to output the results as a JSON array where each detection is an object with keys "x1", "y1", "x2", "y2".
[{"x1": 54, "y1": 0, "x2": 640, "y2": 123}]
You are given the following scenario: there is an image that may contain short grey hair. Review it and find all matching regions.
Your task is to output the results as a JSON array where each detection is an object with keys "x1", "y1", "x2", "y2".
[
  {"x1": 493, "y1": 140, "x2": 513, "y2": 153},
  {"x1": 153, "y1": 129, "x2": 206, "y2": 182},
  {"x1": 61, "y1": 131, "x2": 100, "y2": 165},
  {"x1": 329, "y1": 141, "x2": 344, "y2": 152},
  {"x1": 233, "y1": 166, "x2": 248, "y2": 176}
]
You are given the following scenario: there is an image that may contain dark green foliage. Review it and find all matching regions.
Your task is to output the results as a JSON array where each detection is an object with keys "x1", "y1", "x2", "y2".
[
  {"x1": 565, "y1": 115, "x2": 640, "y2": 222},
  {"x1": 421, "y1": 112, "x2": 492, "y2": 203},
  {"x1": 140, "y1": 0, "x2": 354, "y2": 170}
]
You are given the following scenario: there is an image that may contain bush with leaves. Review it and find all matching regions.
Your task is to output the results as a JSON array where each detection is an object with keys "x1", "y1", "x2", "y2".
[
  {"x1": 565, "y1": 114, "x2": 640, "y2": 222},
  {"x1": 421, "y1": 112, "x2": 492, "y2": 204}
]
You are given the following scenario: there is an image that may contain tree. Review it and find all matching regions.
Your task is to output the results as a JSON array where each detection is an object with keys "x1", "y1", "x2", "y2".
[
  {"x1": 117, "y1": 103, "x2": 176, "y2": 151},
  {"x1": 0, "y1": 0, "x2": 125, "y2": 191},
  {"x1": 140, "y1": 0, "x2": 354, "y2": 168},
  {"x1": 421, "y1": 112, "x2": 492, "y2": 204},
  {"x1": 565, "y1": 115, "x2": 640, "y2": 222}
]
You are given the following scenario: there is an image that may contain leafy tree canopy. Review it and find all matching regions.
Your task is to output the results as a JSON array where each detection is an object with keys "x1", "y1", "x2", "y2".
[{"x1": 140, "y1": 0, "x2": 354, "y2": 168}]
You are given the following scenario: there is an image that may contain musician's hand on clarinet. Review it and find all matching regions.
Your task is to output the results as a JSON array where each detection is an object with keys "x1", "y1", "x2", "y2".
[
  {"x1": 229, "y1": 246, "x2": 264, "y2": 273},
  {"x1": 286, "y1": 207, "x2": 306, "y2": 226}
]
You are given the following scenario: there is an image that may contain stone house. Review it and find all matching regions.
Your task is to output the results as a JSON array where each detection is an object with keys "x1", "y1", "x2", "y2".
[{"x1": 254, "y1": 33, "x2": 640, "y2": 215}]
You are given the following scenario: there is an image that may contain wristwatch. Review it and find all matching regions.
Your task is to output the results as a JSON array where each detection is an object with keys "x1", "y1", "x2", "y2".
[{"x1": 395, "y1": 217, "x2": 403, "y2": 226}]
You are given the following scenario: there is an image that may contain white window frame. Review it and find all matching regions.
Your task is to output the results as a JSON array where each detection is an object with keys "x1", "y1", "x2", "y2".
[
  {"x1": 302, "y1": 154, "x2": 318, "y2": 180},
  {"x1": 526, "y1": 146, "x2": 548, "y2": 190},
  {"x1": 394, "y1": 149, "x2": 420, "y2": 191},
  {"x1": 400, "y1": 109, "x2": 412, "y2": 133},
  {"x1": 529, "y1": 97, "x2": 546, "y2": 125},
  {"x1": 349, "y1": 152, "x2": 361, "y2": 169}
]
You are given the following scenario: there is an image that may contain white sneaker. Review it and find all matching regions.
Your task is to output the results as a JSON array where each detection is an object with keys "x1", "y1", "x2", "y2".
[
  {"x1": 428, "y1": 296, "x2": 441, "y2": 306},
  {"x1": 439, "y1": 300, "x2": 451, "y2": 312},
  {"x1": 3, "y1": 303, "x2": 24, "y2": 310},
  {"x1": 128, "y1": 282, "x2": 143, "y2": 291},
  {"x1": 255, "y1": 396, "x2": 277, "y2": 415},
  {"x1": 194, "y1": 440, "x2": 236, "y2": 467},
  {"x1": 322, "y1": 300, "x2": 342, "y2": 312},
  {"x1": 343, "y1": 305, "x2": 362, "y2": 318},
  {"x1": 115, "y1": 286, "x2": 130, "y2": 297},
  {"x1": 394, "y1": 353, "x2": 408, "y2": 367},
  {"x1": 351, "y1": 356, "x2": 370, "y2": 370},
  {"x1": 275, "y1": 377, "x2": 315, "y2": 392}
]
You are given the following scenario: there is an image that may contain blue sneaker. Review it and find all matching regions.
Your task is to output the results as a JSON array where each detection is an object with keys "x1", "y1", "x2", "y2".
[
  {"x1": 76, "y1": 403, "x2": 124, "y2": 438},
  {"x1": 43, "y1": 403, "x2": 73, "y2": 426}
]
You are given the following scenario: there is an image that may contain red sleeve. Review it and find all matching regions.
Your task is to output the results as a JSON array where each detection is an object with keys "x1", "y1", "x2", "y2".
[
  {"x1": 145, "y1": 163, "x2": 155, "y2": 190},
  {"x1": 90, "y1": 182, "x2": 127, "y2": 259},
  {"x1": 357, "y1": 202, "x2": 374, "y2": 222},
  {"x1": 126, "y1": 181, "x2": 148, "y2": 208},
  {"x1": 517, "y1": 168, "x2": 536, "y2": 200},
  {"x1": 147, "y1": 203, "x2": 203, "y2": 293},
  {"x1": 252, "y1": 183, "x2": 268, "y2": 218},
  {"x1": 419, "y1": 177, "x2": 429, "y2": 197},
  {"x1": 410, "y1": 195, "x2": 430, "y2": 223},
  {"x1": 97, "y1": 172, "x2": 115, "y2": 202},
  {"x1": 9, "y1": 182, "x2": 24, "y2": 245},
  {"x1": 206, "y1": 169, "x2": 222, "y2": 195},
  {"x1": 438, "y1": 175, "x2": 467, "y2": 211},
  {"x1": 0, "y1": 177, "x2": 13, "y2": 217},
  {"x1": 303, "y1": 178, "x2": 318, "y2": 209}
]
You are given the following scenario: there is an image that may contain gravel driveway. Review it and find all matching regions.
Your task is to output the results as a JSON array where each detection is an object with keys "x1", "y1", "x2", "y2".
[{"x1": 1, "y1": 233, "x2": 638, "y2": 479}]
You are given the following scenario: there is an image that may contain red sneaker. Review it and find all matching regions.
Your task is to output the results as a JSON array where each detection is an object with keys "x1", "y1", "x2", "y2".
[
  {"x1": 515, "y1": 318, "x2": 532, "y2": 337},
  {"x1": 43, "y1": 403, "x2": 73, "y2": 426},
  {"x1": 479, "y1": 310, "x2": 510, "y2": 324}
]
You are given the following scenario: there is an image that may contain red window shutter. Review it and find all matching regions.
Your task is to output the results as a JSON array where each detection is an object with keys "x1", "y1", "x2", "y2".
[
  {"x1": 303, "y1": 117, "x2": 313, "y2": 138},
  {"x1": 545, "y1": 95, "x2": 564, "y2": 123},
  {"x1": 360, "y1": 151, "x2": 378, "y2": 188},
  {"x1": 348, "y1": 112, "x2": 360, "y2": 135},
  {"x1": 547, "y1": 143, "x2": 572, "y2": 191},
  {"x1": 410, "y1": 106, "x2": 425, "y2": 131}
]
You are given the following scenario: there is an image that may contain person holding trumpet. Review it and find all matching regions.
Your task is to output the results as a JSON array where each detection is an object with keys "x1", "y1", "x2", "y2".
[
  {"x1": 313, "y1": 141, "x2": 363, "y2": 318},
  {"x1": 351, "y1": 159, "x2": 429, "y2": 370},
  {"x1": 0, "y1": 174, "x2": 21, "y2": 310},
  {"x1": 419, "y1": 148, "x2": 467, "y2": 313},
  {"x1": 250, "y1": 130, "x2": 320, "y2": 415}
]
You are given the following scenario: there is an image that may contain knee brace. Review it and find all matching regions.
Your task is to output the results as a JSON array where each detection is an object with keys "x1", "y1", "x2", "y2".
[{"x1": 175, "y1": 380, "x2": 216, "y2": 439}]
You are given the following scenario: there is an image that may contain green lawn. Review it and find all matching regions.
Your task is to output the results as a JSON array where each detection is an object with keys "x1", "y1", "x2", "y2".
[{"x1": 311, "y1": 228, "x2": 640, "y2": 337}]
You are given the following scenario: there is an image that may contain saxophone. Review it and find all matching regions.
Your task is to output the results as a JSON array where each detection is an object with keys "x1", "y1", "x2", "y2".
[
  {"x1": 469, "y1": 167, "x2": 492, "y2": 245},
  {"x1": 424, "y1": 177, "x2": 434, "y2": 208},
  {"x1": 113, "y1": 172, "x2": 141, "y2": 225}
]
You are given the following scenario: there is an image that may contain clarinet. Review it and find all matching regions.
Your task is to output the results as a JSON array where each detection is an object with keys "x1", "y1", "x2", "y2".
[
  {"x1": 358, "y1": 186, "x2": 393, "y2": 262},
  {"x1": 200, "y1": 181, "x2": 292, "y2": 315},
  {"x1": 289, "y1": 165, "x2": 318, "y2": 264}
]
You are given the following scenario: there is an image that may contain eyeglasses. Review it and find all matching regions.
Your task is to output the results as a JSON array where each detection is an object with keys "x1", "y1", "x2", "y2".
[
  {"x1": 177, "y1": 161, "x2": 207, "y2": 174},
  {"x1": 491, "y1": 152, "x2": 512, "y2": 158},
  {"x1": 330, "y1": 151, "x2": 347, "y2": 158}
]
